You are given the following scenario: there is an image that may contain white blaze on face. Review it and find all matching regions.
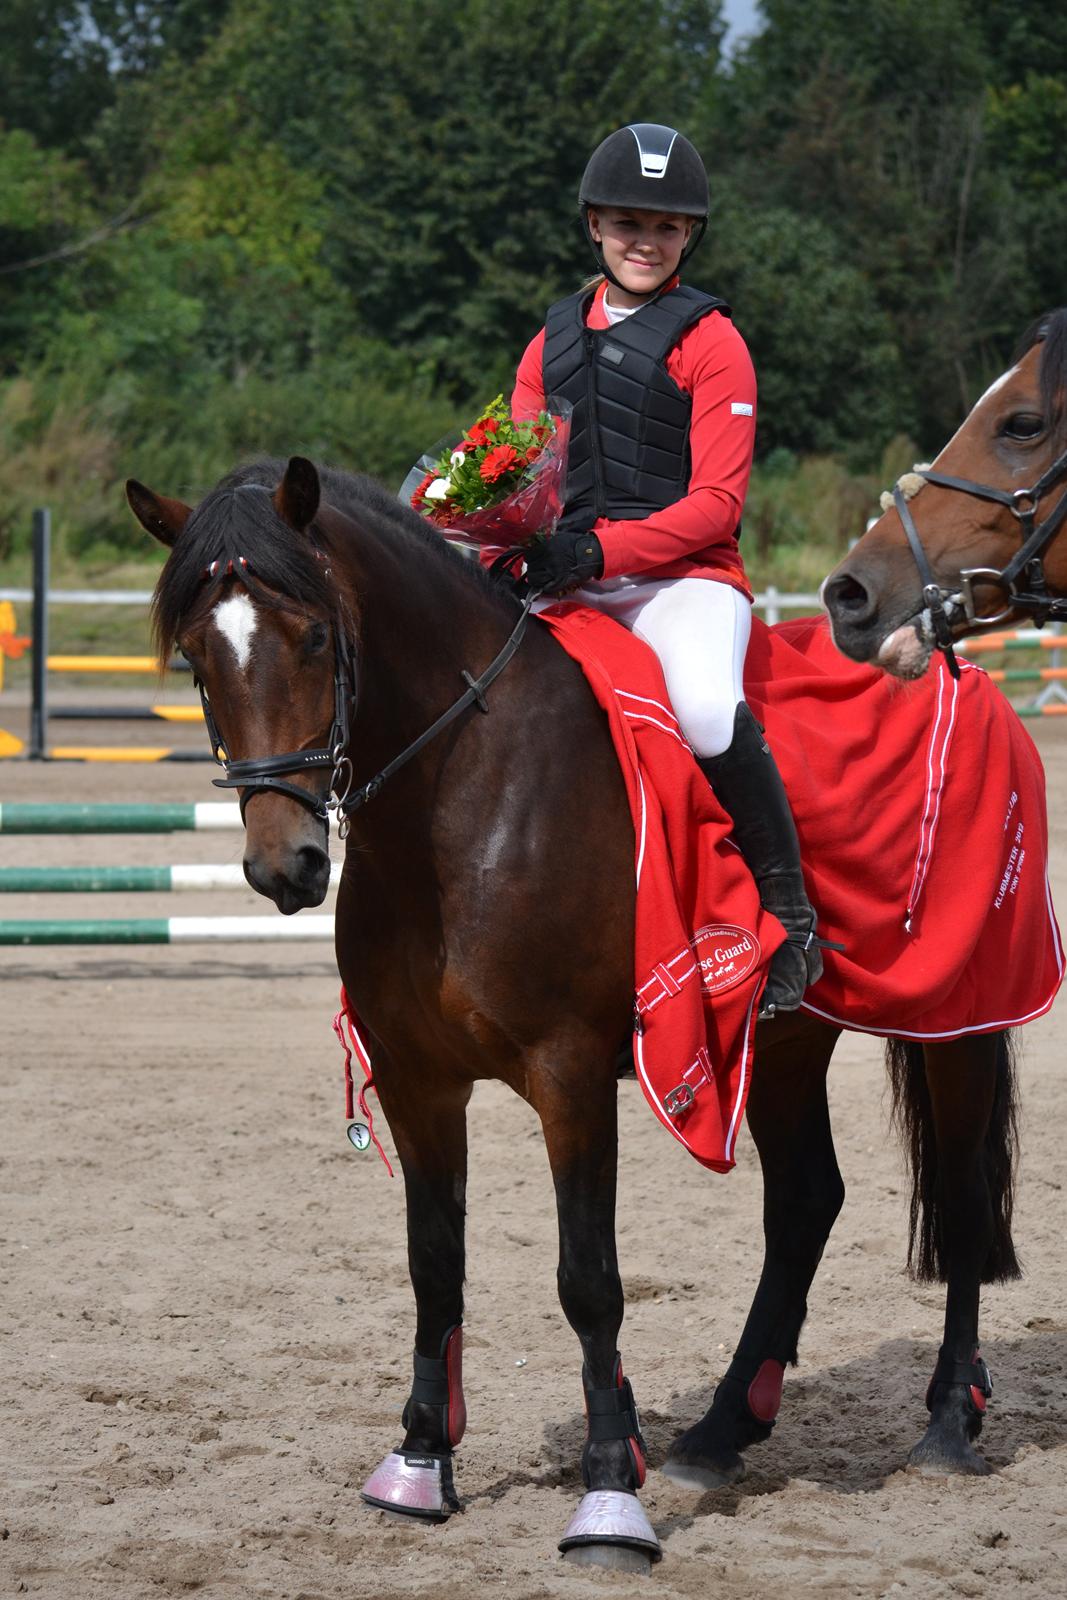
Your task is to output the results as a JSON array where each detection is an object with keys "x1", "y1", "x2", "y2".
[
  {"x1": 213, "y1": 592, "x2": 258, "y2": 671},
  {"x1": 974, "y1": 363, "x2": 1019, "y2": 411},
  {"x1": 930, "y1": 364, "x2": 1020, "y2": 467}
]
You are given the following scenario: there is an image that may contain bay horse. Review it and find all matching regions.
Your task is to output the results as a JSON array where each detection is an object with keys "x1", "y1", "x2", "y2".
[
  {"x1": 127, "y1": 457, "x2": 1021, "y2": 1572},
  {"x1": 824, "y1": 308, "x2": 1067, "y2": 675}
]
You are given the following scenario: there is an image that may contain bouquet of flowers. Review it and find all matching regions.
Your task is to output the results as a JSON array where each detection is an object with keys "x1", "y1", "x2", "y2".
[{"x1": 402, "y1": 395, "x2": 571, "y2": 554}]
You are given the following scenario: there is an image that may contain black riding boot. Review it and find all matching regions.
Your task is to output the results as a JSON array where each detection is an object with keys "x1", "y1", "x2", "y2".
[{"x1": 697, "y1": 704, "x2": 824, "y2": 1019}]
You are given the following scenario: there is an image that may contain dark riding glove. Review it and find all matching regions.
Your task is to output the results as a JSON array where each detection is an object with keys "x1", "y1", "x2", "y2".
[{"x1": 524, "y1": 531, "x2": 604, "y2": 596}]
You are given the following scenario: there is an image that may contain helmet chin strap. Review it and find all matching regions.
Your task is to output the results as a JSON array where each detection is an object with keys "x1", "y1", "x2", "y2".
[{"x1": 580, "y1": 211, "x2": 708, "y2": 298}]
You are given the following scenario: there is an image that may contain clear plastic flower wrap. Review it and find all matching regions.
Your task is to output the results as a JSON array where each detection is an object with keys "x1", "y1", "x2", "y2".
[{"x1": 400, "y1": 396, "x2": 572, "y2": 555}]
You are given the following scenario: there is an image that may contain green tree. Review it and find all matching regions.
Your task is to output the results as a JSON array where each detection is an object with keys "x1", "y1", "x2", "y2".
[
  {"x1": 698, "y1": 0, "x2": 1041, "y2": 445},
  {"x1": 161, "y1": 0, "x2": 725, "y2": 396},
  {"x1": 694, "y1": 203, "x2": 908, "y2": 454}
]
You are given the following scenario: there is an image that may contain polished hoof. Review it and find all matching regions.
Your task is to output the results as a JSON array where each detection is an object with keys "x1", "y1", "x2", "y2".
[
  {"x1": 660, "y1": 1451, "x2": 745, "y2": 1491},
  {"x1": 908, "y1": 1434, "x2": 991, "y2": 1477},
  {"x1": 559, "y1": 1490, "x2": 661, "y2": 1568},
  {"x1": 361, "y1": 1451, "x2": 459, "y2": 1520}
]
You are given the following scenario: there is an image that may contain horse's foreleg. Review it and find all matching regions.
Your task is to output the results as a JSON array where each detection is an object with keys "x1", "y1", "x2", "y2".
[
  {"x1": 533, "y1": 1057, "x2": 661, "y2": 1570},
  {"x1": 907, "y1": 1032, "x2": 1011, "y2": 1477},
  {"x1": 360, "y1": 1072, "x2": 472, "y2": 1521},
  {"x1": 664, "y1": 1018, "x2": 843, "y2": 1490}
]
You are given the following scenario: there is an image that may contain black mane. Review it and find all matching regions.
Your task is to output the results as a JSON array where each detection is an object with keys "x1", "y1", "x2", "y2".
[
  {"x1": 151, "y1": 458, "x2": 508, "y2": 656},
  {"x1": 1013, "y1": 307, "x2": 1067, "y2": 448}
]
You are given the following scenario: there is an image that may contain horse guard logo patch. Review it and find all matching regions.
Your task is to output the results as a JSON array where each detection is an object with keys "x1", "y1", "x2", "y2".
[{"x1": 692, "y1": 924, "x2": 761, "y2": 997}]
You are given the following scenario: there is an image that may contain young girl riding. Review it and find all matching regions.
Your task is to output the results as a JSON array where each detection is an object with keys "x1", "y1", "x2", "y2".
[{"x1": 513, "y1": 122, "x2": 825, "y2": 1016}]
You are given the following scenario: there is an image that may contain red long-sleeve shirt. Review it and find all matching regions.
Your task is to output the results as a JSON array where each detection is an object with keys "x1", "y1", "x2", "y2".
[{"x1": 512, "y1": 278, "x2": 756, "y2": 596}]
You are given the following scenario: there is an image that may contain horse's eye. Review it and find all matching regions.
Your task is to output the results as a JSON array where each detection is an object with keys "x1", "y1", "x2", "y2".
[
  {"x1": 1002, "y1": 412, "x2": 1044, "y2": 440},
  {"x1": 306, "y1": 622, "x2": 330, "y2": 654}
]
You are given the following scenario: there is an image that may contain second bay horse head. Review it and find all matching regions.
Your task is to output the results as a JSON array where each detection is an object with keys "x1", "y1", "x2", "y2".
[{"x1": 824, "y1": 308, "x2": 1067, "y2": 678}]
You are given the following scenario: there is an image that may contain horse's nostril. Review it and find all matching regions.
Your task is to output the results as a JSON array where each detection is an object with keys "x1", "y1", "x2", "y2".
[
  {"x1": 296, "y1": 844, "x2": 331, "y2": 887},
  {"x1": 825, "y1": 572, "x2": 874, "y2": 620},
  {"x1": 243, "y1": 857, "x2": 269, "y2": 896}
]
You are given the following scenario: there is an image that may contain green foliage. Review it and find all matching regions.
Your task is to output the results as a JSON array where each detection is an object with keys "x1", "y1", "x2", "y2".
[
  {"x1": 695, "y1": 204, "x2": 908, "y2": 457},
  {"x1": 0, "y1": 0, "x2": 1064, "y2": 570}
]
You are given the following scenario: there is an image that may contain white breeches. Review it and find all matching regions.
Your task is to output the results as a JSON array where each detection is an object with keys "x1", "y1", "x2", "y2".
[{"x1": 561, "y1": 577, "x2": 752, "y2": 757}]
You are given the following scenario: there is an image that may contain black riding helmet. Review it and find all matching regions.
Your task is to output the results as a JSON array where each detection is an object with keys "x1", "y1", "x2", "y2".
[{"x1": 579, "y1": 123, "x2": 709, "y2": 294}]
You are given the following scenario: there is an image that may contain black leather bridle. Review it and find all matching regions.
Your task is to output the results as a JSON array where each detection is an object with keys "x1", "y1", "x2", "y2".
[
  {"x1": 893, "y1": 438, "x2": 1067, "y2": 680},
  {"x1": 195, "y1": 554, "x2": 536, "y2": 835}
]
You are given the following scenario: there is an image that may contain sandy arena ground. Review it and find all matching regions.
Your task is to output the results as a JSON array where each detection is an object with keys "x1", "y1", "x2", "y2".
[{"x1": 1, "y1": 697, "x2": 1066, "y2": 1599}]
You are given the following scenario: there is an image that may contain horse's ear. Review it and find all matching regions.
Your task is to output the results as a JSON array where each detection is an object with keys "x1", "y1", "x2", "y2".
[
  {"x1": 125, "y1": 481, "x2": 192, "y2": 548},
  {"x1": 273, "y1": 456, "x2": 321, "y2": 532}
]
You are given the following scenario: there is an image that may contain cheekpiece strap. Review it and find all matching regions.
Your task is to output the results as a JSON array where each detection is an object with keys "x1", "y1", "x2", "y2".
[{"x1": 893, "y1": 486, "x2": 961, "y2": 679}]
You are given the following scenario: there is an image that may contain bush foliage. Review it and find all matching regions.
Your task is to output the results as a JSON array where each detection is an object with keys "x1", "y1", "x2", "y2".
[{"x1": 0, "y1": 0, "x2": 1063, "y2": 563}]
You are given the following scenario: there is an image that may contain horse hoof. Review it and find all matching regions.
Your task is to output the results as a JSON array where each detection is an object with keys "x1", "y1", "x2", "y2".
[
  {"x1": 661, "y1": 1451, "x2": 745, "y2": 1491},
  {"x1": 559, "y1": 1490, "x2": 661, "y2": 1566},
  {"x1": 361, "y1": 1450, "x2": 459, "y2": 1520},
  {"x1": 908, "y1": 1438, "x2": 991, "y2": 1478},
  {"x1": 564, "y1": 1543, "x2": 653, "y2": 1574}
]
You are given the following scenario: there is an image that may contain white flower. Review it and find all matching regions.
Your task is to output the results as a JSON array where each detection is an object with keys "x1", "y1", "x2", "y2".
[
  {"x1": 424, "y1": 477, "x2": 452, "y2": 501},
  {"x1": 450, "y1": 450, "x2": 467, "y2": 469}
]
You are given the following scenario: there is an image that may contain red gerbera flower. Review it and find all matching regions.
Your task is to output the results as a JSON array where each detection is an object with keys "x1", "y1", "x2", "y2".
[
  {"x1": 479, "y1": 443, "x2": 520, "y2": 483},
  {"x1": 411, "y1": 471, "x2": 436, "y2": 509},
  {"x1": 466, "y1": 419, "x2": 497, "y2": 448}
]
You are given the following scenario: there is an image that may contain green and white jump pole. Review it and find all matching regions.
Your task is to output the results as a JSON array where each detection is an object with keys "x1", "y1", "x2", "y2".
[
  {"x1": 0, "y1": 803, "x2": 243, "y2": 833},
  {"x1": 0, "y1": 863, "x2": 342, "y2": 893},
  {"x1": 0, "y1": 915, "x2": 335, "y2": 945}
]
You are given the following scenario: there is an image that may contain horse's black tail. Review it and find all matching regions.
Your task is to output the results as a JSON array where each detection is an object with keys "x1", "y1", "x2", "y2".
[{"x1": 886, "y1": 1032, "x2": 1021, "y2": 1284}]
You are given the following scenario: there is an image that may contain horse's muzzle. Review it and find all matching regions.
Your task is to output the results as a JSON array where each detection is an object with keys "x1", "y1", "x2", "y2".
[{"x1": 244, "y1": 841, "x2": 332, "y2": 914}]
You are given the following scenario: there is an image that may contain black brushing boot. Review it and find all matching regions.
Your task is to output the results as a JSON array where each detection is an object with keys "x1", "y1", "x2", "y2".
[{"x1": 698, "y1": 704, "x2": 831, "y2": 1019}]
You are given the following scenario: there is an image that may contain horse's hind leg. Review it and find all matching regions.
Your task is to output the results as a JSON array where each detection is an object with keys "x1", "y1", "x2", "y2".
[
  {"x1": 532, "y1": 1055, "x2": 661, "y2": 1571},
  {"x1": 899, "y1": 1032, "x2": 1018, "y2": 1476},
  {"x1": 360, "y1": 1067, "x2": 472, "y2": 1521},
  {"x1": 664, "y1": 1018, "x2": 843, "y2": 1489}
]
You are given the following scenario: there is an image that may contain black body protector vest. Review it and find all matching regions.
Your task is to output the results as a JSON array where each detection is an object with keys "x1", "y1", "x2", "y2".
[{"x1": 542, "y1": 283, "x2": 731, "y2": 534}]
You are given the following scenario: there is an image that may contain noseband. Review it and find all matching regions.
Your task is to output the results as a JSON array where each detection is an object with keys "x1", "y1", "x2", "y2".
[
  {"x1": 893, "y1": 438, "x2": 1067, "y2": 678},
  {"x1": 194, "y1": 553, "x2": 536, "y2": 835}
]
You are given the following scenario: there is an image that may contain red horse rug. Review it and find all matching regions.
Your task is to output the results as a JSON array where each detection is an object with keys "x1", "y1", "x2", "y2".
[{"x1": 539, "y1": 606, "x2": 1063, "y2": 1174}]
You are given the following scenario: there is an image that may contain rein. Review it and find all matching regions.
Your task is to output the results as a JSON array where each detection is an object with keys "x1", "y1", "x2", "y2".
[
  {"x1": 195, "y1": 553, "x2": 537, "y2": 834},
  {"x1": 895, "y1": 439, "x2": 1067, "y2": 676}
]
